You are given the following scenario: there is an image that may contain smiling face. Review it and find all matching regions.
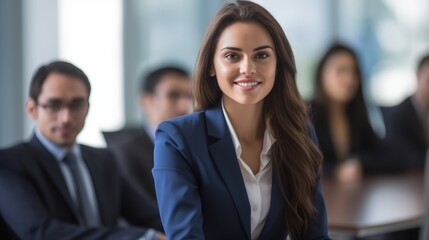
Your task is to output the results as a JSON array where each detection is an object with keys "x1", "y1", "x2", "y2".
[{"x1": 211, "y1": 21, "x2": 277, "y2": 107}]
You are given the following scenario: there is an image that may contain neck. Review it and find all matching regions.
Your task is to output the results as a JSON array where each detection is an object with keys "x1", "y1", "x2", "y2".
[
  {"x1": 146, "y1": 116, "x2": 160, "y2": 132},
  {"x1": 326, "y1": 99, "x2": 347, "y2": 115},
  {"x1": 223, "y1": 98, "x2": 265, "y2": 143}
]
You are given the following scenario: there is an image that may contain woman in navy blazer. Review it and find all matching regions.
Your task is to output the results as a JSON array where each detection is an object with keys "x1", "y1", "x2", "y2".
[{"x1": 153, "y1": 1, "x2": 330, "y2": 239}]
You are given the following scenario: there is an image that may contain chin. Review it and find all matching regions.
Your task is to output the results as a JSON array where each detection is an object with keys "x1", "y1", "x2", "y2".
[
  {"x1": 236, "y1": 97, "x2": 264, "y2": 105},
  {"x1": 56, "y1": 137, "x2": 76, "y2": 147}
]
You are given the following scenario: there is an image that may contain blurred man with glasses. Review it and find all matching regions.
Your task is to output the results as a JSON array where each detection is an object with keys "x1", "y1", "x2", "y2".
[
  {"x1": 103, "y1": 66, "x2": 192, "y2": 209},
  {"x1": 0, "y1": 61, "x2": 165, "y2": 240}
]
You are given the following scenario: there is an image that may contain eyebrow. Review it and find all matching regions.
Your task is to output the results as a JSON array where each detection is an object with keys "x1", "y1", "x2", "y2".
[
  {"x1": 44, "y1": 97, "x2": 87, "y2": 103},
  {"x1": 220, "y1": 45, "x2": 273, "y2": 52}
]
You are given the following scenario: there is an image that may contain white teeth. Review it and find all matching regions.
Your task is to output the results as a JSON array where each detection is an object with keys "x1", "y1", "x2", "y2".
[{"x1": 236, "y1": 82, "x2": 259, "y2": 87}]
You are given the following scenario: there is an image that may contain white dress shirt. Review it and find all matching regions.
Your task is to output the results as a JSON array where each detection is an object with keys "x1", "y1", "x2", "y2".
[{"x1": 222, "y1": 101, "x2": 275, "y2": 240}]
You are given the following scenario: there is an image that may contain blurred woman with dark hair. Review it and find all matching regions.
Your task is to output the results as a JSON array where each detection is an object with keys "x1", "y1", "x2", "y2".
[{"x1": 311, "y1": 43, "x2": 383, "y2": 182}]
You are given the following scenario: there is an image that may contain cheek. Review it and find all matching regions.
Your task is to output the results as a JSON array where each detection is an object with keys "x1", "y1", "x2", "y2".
[
  {"x1": 78, "y1": 114, "x2": 88, "y2": 123},
  {"x1": 349, "y1": 79, "x2": 360, "y2": 95},
  {"x1": 216, "y1": 77, "x2": 229, "y2": 93},
  {"x1": 266, "y1": 65, "x2": 276, "y2": 82},
  {"x1": 423, "y1": 80, "x2": 429, "y2": 90},
  {"x1": 215, "y1": 64, "x2": 232, "y2": 80},
  {"x1": 215, "y1": 67, "x2": 234, "y2": 88},
  {"x1": 263, "y1": 71, "x2": 276, "y2": 92},
  {"x1": 214, "y1": 58, "x2": 236, "y2": 78},
  {"x1": 158, "y1": 99, "x2": 174, "y2": 113},
  {"x1": 37, "y1": 119, "x2": 54, "y2": 135},
  {"x1": 423, "y1": 83, "x2": 429, "y2": 99},
  {"x1": 322, "y1": 77, "x2": 338, "y2": 96},
  {"x1": 322, "y1": 70, "x2": 336, "y2": 91}
]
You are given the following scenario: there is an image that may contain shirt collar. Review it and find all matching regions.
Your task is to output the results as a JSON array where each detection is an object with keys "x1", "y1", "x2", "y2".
[
  {"x1": 221, "y1": 99, "x2": 276, "y2": 168},
  {"x1": 34, "y1": 128, "x2": 81, "y2": 162}
]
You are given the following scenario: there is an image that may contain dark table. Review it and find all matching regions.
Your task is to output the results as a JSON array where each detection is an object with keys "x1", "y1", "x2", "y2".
[{"x1": 323, "y1": 171, "x2": 425, "y2": 239}]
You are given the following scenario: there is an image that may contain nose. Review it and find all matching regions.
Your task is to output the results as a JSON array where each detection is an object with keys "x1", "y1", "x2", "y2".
[
  {"x1": 240, "y1": 56, "x2": 256, "y2": 75},
  {"x1": 57, "y1": 107, "x2": 72, "y2": 123},
  {"x1": 176, "y1": 97, "x2": 192, "y2": 115}
]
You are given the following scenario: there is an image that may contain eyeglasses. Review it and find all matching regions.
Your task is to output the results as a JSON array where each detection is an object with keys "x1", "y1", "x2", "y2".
[
  {"x1": 165, "y1": 90, "x2": 192, "y2": 102},
  {"x1": 37, "y1": 100, "x2": 88, "y2": 115}
]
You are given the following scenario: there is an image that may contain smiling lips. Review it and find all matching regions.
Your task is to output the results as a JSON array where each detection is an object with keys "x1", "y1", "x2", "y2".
[{"x1": 234, "y1": 80, "x2": 261, "y2": 91}]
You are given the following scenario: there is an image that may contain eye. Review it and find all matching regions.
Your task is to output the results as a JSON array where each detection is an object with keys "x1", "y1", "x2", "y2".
[
  {"x1": 69, "y1": 101, "x2": 87, "y2": 111},
  {"x1": 255, "y1": 52, "x2": 270, "y2": 59},
  {"x1": 225, "y1": 53, "x2": 240, "y2": 60},
  {"x1": 49, "y1": 103, "x2": 62, "y2": 112}
]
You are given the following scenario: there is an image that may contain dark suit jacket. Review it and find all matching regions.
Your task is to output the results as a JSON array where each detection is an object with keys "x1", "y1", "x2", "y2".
[
  {"x1": 0, "y1": 135, "x2": 163, "y2": 240},
  {"x1": 103, "y1": 128, "x2": 157, "y2": 206},
  {"x1": 420, "y1": 152, "x2": 429, "y2": 240},
  {"x1": 153, "y1": 102, "x2": 330, "y2": 240},
  {"x1": 310, "y1": 102, "x2": 392, "y2": 175},
  {"x1": 383, "y1": 97, "x2": 428, "y2": 170}
]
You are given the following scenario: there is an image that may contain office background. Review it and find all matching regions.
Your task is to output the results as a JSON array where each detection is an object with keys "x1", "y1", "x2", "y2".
[{"x1": 1, "y1": 0, "x2": 428, "y2": 148}]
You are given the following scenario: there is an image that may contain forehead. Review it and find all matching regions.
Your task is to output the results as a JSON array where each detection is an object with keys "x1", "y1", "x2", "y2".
[
  {"x1": 38, "y1": 72, "x2": 89, "y2": 101},
  {"x1": 216, "y1": 21, "x2": 274, "y2": 49},
  {"x1": 326, "y1": 52, "x2": 355, "y2": 67},
  {"x1": 155, "y1": 73, "x2": 190, "y2": 91}
]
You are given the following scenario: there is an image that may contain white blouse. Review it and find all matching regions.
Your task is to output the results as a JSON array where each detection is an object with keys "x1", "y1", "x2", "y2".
[{"x1": 222, "y1": 102, "x2": 275, "y2": 240}]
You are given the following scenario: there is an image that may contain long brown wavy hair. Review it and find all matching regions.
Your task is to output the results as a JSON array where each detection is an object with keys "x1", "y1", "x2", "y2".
[{"x1": 193, "y1": 1, "x2": 323, "y2": 239}]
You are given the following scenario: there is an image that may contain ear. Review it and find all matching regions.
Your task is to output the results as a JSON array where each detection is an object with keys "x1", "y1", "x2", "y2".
[
  {"x1": 26, "y1": 98, "x2": 38, "y2": 120},
  {"x1": 140, "y1": 93, "x2": 153, "y2": 111},
  {"x1": 209, "y1": 67, "x2": 215, "y2": 77}
]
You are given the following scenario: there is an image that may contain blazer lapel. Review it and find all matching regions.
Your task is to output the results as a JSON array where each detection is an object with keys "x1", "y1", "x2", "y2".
[
  {"x1": 29, "y1": 136, "x2": 80, "y2": 221},
  {"x1": 258, "y1": 169, "x2": 286, "y2": 239},
  {"x1": 206, "y1": 102, "x2": 251, "y2": 239},
  {"x1": 80, "y1": 147, "x2": 110, "y2": 225}
]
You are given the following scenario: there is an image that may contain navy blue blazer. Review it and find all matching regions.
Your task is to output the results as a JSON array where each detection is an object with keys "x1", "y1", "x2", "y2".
[
  {"x1": 0, "y1": 135, "x2": 162, "y2": 240},
  {"x1": 153, "y1": 102, "x2": 330, "y2": 240}
]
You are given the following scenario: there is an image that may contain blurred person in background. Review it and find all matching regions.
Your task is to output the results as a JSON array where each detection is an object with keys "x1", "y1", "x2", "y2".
[
  {"x1": 420, "y1": 149, "x2": 429, "y2": 240},
  {"x1": 0, "y1": 61, "x2": 164, "y2": 240},
  {"x1": 310, "y1": 43, "x2": 386, "y2": 182},
  {"x1": 103, "y1": 66, "x2": 192, "y2": 207},
  {"x1": 383, "y1": 54, "x2": 429, "y2": 171}
]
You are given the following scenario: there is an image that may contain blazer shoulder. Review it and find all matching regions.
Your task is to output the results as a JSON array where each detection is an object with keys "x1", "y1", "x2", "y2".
[
  {"x1": 80, "y1": 144, "x2": 111, "y2": 153},
  {"x1": 120, "y1": 130, "x2": 153, "y2": 149},
  {"x1": 0, "y1": 142, "x2": 30, "y2": 155},
  {"x1": 158, "y1": 111, "x2": 206, "y2": 133},
  {"x1": 156, "y1": 111, "x2": 209, "y2": 161},
  {"x1": 79, "y1": 144, "x2": 116, "y2": 164},
  {"x1": 0, "y1": 142, "x2": 33, "y2": 170},
  {"x1": 103, "y1": 127, "x2": 145, "y2": 149}
]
